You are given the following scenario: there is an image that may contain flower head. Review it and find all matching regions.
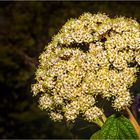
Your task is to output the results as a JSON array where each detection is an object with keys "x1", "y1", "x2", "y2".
[{"x1": 32, "y1": 13, "x2": 140, "y2": 122}]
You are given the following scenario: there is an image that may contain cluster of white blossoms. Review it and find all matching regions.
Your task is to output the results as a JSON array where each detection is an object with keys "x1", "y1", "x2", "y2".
[{"x1": 32, "y1": 13, "x2": 140, "y2": 123}]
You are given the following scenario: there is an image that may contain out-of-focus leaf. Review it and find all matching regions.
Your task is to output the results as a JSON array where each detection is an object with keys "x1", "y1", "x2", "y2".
[{"x1": 9, "y1": 111, "x2": 40, "y2": 122}]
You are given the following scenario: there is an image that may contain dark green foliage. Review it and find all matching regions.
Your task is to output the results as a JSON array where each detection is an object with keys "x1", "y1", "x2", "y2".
[
  {"x1": 0, "y1": 1, "x2": 140, "y2": 139},
  {"x1": 90, "y1": 115, "x2": 138, "y2": 139},
  {"x1": 89, "y1": 130, "x2": 101, "y2": 139}
]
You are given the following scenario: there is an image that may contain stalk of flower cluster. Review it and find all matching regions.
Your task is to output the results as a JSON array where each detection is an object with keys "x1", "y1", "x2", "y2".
[
  {"x1": 101, "y1": 113, "x2": 107, "y2": 123},
  {"x1": 94, "y1": 118, "x2": 104, "y2": 127},
  {"x1": 94, "y1": 113, "x2": 107, "y2": 127},
  {"x1": 126, "y1": 107, "x2": 140, "y2": 139}
]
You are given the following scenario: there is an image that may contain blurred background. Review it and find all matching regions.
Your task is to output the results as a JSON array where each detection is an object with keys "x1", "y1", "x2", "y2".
[{"x1": 0, "y1": 1, "x2": 140, "y2": 139}]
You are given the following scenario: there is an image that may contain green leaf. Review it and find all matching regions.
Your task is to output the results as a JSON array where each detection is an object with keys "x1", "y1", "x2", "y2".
[
  {"x1": 90, "y1": 114, "x2": 138, "y2": 139},
  {"x1": 117, "y1": 116, "x2": 138, "y2": 139},
  {"x1": 100, "y1": 114, "x2": 117, "y2": 139},
  {"x1": 90, "y1": 130, "x2": 101, "y2": 140}
]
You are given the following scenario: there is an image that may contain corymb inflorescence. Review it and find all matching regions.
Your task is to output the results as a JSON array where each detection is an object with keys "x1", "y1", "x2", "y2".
[{"x1": 32, "y1": 13, "x2": 140, "y2": 123}]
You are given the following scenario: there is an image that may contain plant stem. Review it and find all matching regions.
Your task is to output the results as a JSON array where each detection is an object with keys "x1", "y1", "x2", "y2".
[
  {"x1": 101, "y1": 113, "x2": 107, "y2": 123},
  {"x1": 125, "y1": 107, "x2": 140, "y2": 139},
  {"x1": 94, "y1": 118, "x2": 104, "y2": 127},
  {"x1": 94, "y1": 113, "x2": 107, "y2": 127}
]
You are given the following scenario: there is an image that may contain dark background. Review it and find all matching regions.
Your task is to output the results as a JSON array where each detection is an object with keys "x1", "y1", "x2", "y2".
[{"x1": 0, "y1": 1, "x2": 140, "y2": 139}]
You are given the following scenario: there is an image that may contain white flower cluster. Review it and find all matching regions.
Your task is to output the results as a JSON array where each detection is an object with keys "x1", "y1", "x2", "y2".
[{"x1": 32, "y1": 13, "x2": 140, "y2": 123}]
